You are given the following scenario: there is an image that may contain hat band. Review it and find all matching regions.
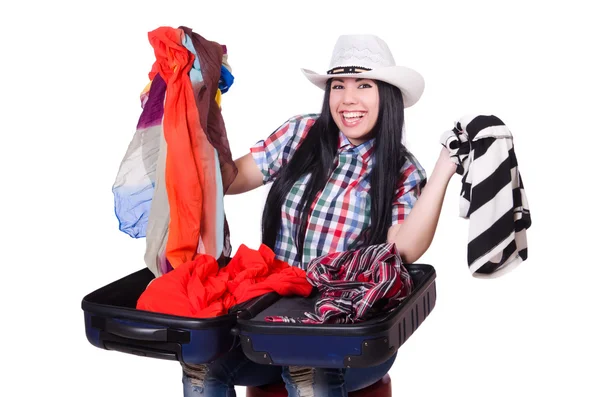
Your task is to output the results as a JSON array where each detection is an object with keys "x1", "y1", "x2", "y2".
[{"x1": 327, "y1": 66, "x2": 372, "y2": 75}]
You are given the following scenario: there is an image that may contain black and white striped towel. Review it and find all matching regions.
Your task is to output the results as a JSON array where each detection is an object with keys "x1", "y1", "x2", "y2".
[{"x1": 441, "y1": 115, "x2": 531, "y2": 278}]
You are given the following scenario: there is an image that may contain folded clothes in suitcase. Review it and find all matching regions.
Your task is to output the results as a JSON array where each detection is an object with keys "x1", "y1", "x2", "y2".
[
  {"x1": 236, "y1": 264, "x2": 436, "y2": 368},
  {"x1": 81, "y1": 264, "x2": 435, "y2": 367}
]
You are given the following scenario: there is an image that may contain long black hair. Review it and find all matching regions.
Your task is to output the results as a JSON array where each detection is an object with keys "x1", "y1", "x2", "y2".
[{"x1": 261, "y1": 79, "x2": 408, "y2": 259}]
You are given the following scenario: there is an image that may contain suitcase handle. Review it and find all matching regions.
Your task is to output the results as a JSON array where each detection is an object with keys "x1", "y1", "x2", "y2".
[
  {"x1": 92, "y1": 316, "x2": 189, "y2": 343},
  {"x1": 106, "y1": 320, "x2": 169, "y2": 341}
]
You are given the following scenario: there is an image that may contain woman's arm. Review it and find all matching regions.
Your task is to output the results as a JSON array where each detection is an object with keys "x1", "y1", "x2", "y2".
[
  {"x1": 225, "y1": 153, "x2": 265, "y2": 195},
  {"x1": 387, "y1": 147, "x2": 456, "y2": 263}
]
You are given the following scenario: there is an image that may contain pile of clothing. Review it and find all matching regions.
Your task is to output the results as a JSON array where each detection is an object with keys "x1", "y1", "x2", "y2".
[
  {"x1": 266, "y1": 242, "x2": 414, "y2": 324},
  {"x1": 136, "y1": 243, "x2": 313, "y2": 318}
]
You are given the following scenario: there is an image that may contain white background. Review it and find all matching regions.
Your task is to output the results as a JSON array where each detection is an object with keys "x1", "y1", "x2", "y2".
[{"x1": 1, "y1": 0, "x2": 599, "y2": 396}]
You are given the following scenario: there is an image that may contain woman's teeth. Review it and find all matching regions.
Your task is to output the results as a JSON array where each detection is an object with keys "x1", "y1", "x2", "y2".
[{"x1": 343, "y1": 112, "x2": 365, "y2": 121}]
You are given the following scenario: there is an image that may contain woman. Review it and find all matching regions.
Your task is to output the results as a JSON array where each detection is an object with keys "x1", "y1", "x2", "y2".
[{"x1": 183, "y1": 34, "x2": 456, "y2": 397}]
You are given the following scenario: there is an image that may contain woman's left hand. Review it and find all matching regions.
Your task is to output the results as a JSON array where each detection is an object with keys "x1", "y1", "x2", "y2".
[{"x1": 434, "y1": 146, "x2": 457, "y2": 180}]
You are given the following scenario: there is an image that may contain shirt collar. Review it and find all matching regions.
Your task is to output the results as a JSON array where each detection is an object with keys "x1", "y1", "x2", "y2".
[{"x1": 338, "y1": 130, "x2": 375, "y2": 163}]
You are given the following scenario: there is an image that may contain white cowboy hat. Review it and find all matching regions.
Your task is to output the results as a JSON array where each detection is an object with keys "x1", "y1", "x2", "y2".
[{"x1": 301, "y1": 34, "x2": 425, "y2": 108}]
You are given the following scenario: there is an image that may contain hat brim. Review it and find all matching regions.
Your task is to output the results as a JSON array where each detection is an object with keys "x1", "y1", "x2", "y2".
[{"x1": 300, "y1": 66, "x2": 424, "y2": 108}]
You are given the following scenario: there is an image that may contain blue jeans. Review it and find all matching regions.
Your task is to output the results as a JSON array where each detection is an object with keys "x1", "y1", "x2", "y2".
[
  {"x1": 182, "y1": 345, "x2": 396, "y2": 397},
  {"x1": 182, "y1": 345, "x2": 282, "y2": 396},
  {"x1": 281, "y1": 353, "x2": 396, "y2": 397}
]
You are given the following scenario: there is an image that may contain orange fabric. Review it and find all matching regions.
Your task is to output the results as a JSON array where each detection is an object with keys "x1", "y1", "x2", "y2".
[
  {"x1": 147, "y1": 26, "x2": 214, "y2": 269},
  {"x1": 136, "y1": 244, "x2": 314, "y2": 318}
]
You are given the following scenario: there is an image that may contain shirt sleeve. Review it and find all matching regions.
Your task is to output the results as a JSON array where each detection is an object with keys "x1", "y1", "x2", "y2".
[
  {"x1": 391, "y1": 152, "x2": 428, "y2": 225},
  {"x1": 250, "y1": 114, "x2": 317, "y2": 184}
]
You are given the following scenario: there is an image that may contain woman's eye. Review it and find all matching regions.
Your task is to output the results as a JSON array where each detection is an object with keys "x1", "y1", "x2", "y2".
[
  {"x1": 358, "y1": 83, "x2": 372, "y2": 89},
  {"x1": 332, "y1": 85, "x2": 343, "y2": 90}
]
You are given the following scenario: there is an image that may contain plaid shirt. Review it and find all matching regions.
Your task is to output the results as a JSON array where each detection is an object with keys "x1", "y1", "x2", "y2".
[
  {"x1": 264, "y1": 242, "x2": 414, "y2": 324},
  {"x1": 251, "y1": 114, "x2": 427, "y2": 270}
]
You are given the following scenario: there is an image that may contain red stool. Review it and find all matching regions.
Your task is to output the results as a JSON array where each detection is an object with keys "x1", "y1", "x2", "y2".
[{"x1": 246, "y1": 373, "x2": 392, "y2": 397}]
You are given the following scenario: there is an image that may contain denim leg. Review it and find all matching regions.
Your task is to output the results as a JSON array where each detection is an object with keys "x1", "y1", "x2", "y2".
[
  {"x1": 281, "y1": 353, "x2": 397, "y2": 397},
  {"x1": 282, "y1": 366, "x2": 315, "y2": 397},
  {"x1": 313, "y1": 367, "x2": 347, "y2": 397},
  {"x1": 182, "y1": 345, "x2": 283, "y2": 397},
  {"x1": 282, "y1": 366, "x2": 347, "y2": 397},
  {"x1": 183, "y1": 362, "x2": 236, "y2": 397}
]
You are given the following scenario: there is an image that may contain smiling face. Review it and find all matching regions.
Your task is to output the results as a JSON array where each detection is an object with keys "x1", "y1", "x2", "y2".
[{"x1": 329, "y1": 77, "x2": 380, "y2": 145}]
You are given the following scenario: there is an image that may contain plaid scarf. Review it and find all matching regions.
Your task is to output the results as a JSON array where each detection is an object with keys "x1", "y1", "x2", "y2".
[{"x1": 265, "y1": 242, "x2": 413, "y2": 324}]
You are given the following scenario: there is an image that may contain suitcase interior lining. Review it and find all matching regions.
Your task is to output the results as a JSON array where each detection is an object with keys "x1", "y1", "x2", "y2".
[{"x1": 85, "y1": 269, "x2": 155, "y2": 309}]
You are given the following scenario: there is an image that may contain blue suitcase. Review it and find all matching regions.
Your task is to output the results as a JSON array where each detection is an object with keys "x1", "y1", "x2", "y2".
[
  {"x1": 82, "y1": 264, "x2": 435, "y2": 367},
  {"x1": 81, "y1": 267, "x2": 272, "y2": 364},
  {"x1": 236, "y1": 264, "x2": 436, "y2": 368}
]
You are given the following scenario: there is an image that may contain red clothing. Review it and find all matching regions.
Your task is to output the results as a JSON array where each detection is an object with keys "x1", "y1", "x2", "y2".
[
  {"x1": 136, "y1": 244, "x2": 313, "y2": 318},
  {"x1": 147, "y1": 26, "x2": 218, "y2": 268}
]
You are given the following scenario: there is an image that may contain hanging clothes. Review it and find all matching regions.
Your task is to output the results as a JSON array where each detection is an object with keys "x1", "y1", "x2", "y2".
[
  {"x1": 136, "y1": 244, "x2": 314, "y2": 318},
  {"x1": 440, "y1": 114, "x2": 532, "y2": 278},
  {"x1": 265, "y1": 242, "x2": 413, "y2": 324},
  {"x1": 143, "y1": 26, "x2": 238, "y2": 271},
  {"x1": 113, "y1": 26, "x2": 237, "y2": 276},
  {"x1": 112, "y1": 74, "x2": 167, "y2": 238}
]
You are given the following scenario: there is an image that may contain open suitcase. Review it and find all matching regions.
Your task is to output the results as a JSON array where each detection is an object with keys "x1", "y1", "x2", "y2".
[{"x1": 81, "y1": 264, "x2": 436, "y2": 367}]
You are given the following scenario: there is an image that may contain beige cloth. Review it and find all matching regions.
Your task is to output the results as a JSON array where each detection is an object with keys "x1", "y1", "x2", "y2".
[{"x1": 144, "y1": 127, "x2": 170, "y2": 277}]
